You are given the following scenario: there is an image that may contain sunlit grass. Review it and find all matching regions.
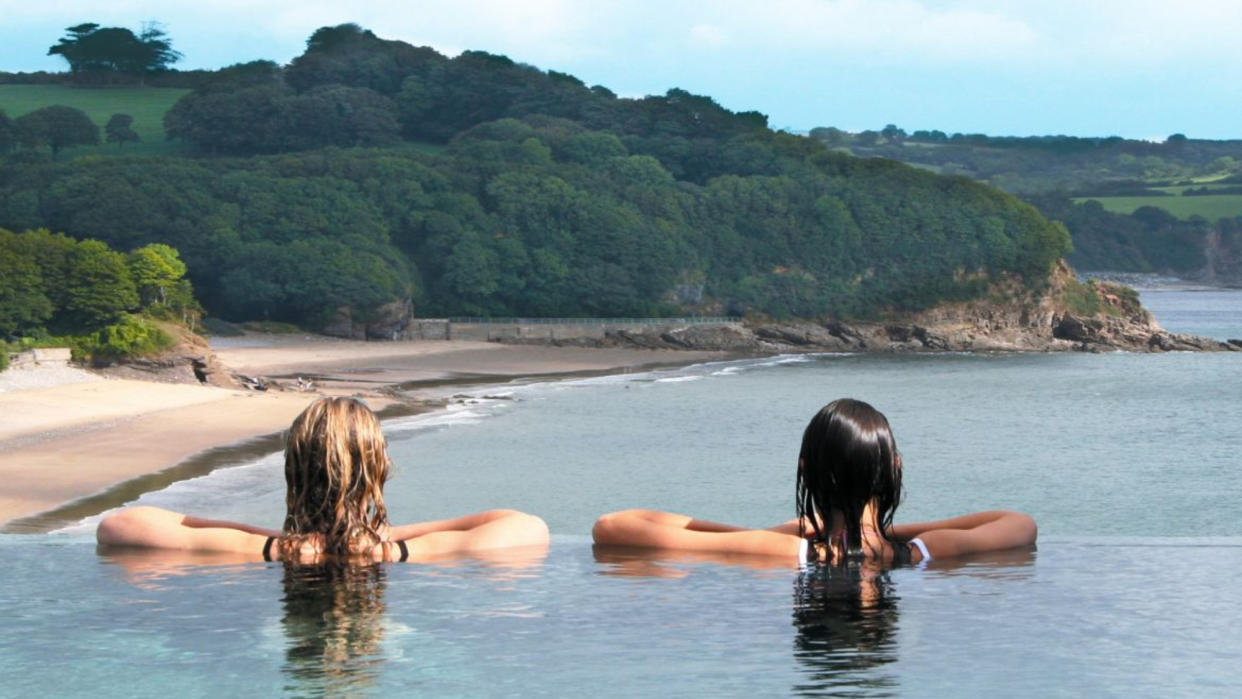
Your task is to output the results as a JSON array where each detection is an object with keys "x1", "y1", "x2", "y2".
[
  {"x1": 1072, "y1": 194, "x2": 1242, "y2": 220},
  {"x1": 0, "y1": 84, "x2": 190, "y2": 157}
]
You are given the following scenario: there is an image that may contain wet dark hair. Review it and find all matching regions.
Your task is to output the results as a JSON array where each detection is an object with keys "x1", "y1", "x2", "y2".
[{"x1": 796, "y1": 399, "x2": 906, "y2": 565}]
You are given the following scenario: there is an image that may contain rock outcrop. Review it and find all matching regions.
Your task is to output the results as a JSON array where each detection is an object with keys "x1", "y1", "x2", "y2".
[
  {"x1": 322, "y1": 300, "x2": 415, "y2": 341},
  {"x1": 501, "y1": 260, "x2": 1240, "y2": 354},
  {"x1": 98, "y1": 325, "x2": 240, "y2": 388}
]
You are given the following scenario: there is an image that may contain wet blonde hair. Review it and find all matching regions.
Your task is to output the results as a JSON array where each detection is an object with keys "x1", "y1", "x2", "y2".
[{"x1": 281, "y1": 397, "x2": 391, "y2": 560}]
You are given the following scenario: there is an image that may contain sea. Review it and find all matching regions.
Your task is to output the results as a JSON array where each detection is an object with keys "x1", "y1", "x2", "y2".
[{"x1": 0, "y1": 280, "x2": 1239, "y2": 697}]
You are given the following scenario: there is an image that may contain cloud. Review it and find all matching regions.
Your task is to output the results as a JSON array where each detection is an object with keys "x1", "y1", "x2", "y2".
[
  {"x1": 7, "y1": 0, "x2": 1242, "y2": 79},
  {"x1": 738, "y1": 0, "x2": 1041, "y2": 62},
  {"x1": 688, "y1": 24, "x2": 729, "y2": 50}
]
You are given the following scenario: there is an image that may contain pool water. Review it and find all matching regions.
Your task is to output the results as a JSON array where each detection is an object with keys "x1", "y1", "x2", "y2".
[{"x1": 2, "y1": 536, "x2": 1240, "y2": 697}]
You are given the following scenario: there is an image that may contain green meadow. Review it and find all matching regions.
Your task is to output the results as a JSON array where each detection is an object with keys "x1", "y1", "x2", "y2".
[
  {"x1": 0, "y1": 84, "x2": 190, "y2": 157},
  {"x1": 1072, "y1": 194, "x2": 1242, "y2": 220},
  {"x1": 1150, "y1": 184, "x2": 1237, "y2": 195}
]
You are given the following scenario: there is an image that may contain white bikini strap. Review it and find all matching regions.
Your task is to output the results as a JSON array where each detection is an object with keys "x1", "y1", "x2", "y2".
[{"x1": 909, "y1": 537, "x2": 931, "y2": 564}]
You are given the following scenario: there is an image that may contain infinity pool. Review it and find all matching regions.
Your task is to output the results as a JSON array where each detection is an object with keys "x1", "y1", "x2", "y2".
[{"x1": 2, "y1": 535, "x2": 1239, "y2": 697}]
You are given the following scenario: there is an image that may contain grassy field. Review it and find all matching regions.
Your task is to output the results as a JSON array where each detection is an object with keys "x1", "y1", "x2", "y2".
[
  {"x1": 1072, "y1": 194, "x2": 1242, "y2": 220},
  {"x1": 1150, "y1": 184, "x2": 1238, "y2": 195},
  {"x1": 0, "y1": 85, "x2": 190, "y2": 157}
]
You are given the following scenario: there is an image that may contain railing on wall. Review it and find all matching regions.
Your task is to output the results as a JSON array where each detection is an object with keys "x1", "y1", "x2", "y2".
[{"x1": 444, "y1": 317, "x2": 740, "y2": 325}]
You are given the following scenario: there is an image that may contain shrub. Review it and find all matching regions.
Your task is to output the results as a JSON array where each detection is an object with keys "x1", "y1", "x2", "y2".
[
  {"x1": 1059, "y1": 278, "x2": 1101, "y2": 316},
  {"x1": 72, "y1": 314, "x2": 174, "y2": 363},
  {"x1": 0, "y1": 340, "x2": 9, "y2": 372}
]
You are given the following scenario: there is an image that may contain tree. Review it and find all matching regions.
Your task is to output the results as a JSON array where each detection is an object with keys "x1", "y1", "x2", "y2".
[
  {"x1": 856, "y1": 130, "x2": 880, "y2": 146},
  {"x1": 137, "y1": 22, "x2": 181, "y2": 74},
  {"x1": 280, "y1": 86, "x2": 400, "y2": 150},
  {"x1": 60, "y1": 239, "x2": 138, "y2": 329},
  {"x1": 105, "y1": 113, "x2": 140, "y2": 146},
  {"x1": 809, "y1": 126, "x2": 848, "y2": 146},
  {"x1": 15, "y1": 105, "x2": 100, "y2": 158},
  {"x1": 881, "y1": 123, "x2": 906, "y2": 144},
  {"x1": 0, "y1": 229, "x2": 55, "y2": 336},
  {"x1": 0, "y1": 109, "x2": 16, "y2": 153},
  {"x1": 47, "y1": 22, "x2": 181, "y2": 83},
  {"x1": 47, "y1": 23, "x2": 100, "y2": 73},
  {"x1": 127, "y1": 243, "x2": 186, "y2": 307}
]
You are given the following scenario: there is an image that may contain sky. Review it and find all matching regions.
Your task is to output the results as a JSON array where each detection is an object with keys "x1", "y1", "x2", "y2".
[{"x1": 2, "y1": 0, "x2": 1241, "y2": 139}]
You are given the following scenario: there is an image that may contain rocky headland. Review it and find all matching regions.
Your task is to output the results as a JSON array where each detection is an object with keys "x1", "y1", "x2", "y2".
[{"x1": 502, "y1": 262, "x2": 1242, "y2": 355}]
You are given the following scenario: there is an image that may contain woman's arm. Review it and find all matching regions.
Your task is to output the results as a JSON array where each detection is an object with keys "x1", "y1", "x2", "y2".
[
  {"x1": 181, "y1": 515, "x2": 281, "y2": 538},
  {"x1": 592, "y1": 509, "x2": 801, "y2": 558},
  {"x1": 893, "y1": 510, "x2": 1037, "y2": 559},
  {"x1": 388, "y1": 510, "x2": 549, "y2": 541},
  {"x1": 400, "y1": 509, "x2": 550, "y2": 559},
  {"x1": 96, "y1": 506, "x2": 269, "y2": 555}
]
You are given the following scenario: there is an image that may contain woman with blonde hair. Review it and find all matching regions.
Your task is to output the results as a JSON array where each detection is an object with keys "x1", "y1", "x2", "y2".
[{"x1": 98, "y1": 397, "x2": 548, "y2": 562}]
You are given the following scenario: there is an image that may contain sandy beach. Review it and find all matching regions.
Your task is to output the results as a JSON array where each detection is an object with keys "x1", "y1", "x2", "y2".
[{"x1": 0, "y1": 337, "x2": 724, "y2": 529}]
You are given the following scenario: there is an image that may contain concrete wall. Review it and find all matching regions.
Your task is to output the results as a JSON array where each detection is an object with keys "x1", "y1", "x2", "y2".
[
  {"x1": 446, "y1": 320, "x2": 733, "y2": 342},
  {"x1": 9, "y1": 347, "x2": 72, "y2": 368}
]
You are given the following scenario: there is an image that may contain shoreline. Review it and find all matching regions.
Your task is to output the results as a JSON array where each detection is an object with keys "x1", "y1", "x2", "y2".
[{"x1": 0, "y1": 339, "x2": 728, "y2": 532}]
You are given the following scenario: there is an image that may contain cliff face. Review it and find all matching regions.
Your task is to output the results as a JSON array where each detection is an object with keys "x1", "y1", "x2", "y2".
[
  {"x1": 518, "y1": 260, "x2": 1240, "y2": 354},
  {"x1": 1199, "y1": 226, "x2": 1242, "y2": 287}
]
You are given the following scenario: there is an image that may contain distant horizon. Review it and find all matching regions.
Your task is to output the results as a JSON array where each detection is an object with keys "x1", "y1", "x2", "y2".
[{"x1": 2, "y1": 1, "x2": 1240, "y2": 141}]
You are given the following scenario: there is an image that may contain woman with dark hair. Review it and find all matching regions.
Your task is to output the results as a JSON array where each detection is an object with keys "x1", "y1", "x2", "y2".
[
  {"x1": 98, "y1": 397, "x2": 549, "y2": 563},
  {"x1": 592, "y1": 398, "x2": 1035, "y2": 564}
]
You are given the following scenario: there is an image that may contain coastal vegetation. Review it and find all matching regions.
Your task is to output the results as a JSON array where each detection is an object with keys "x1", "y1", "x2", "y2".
[
  {"x1": 812, "y1": 126, "x2": 1242, "y2": 282},
  {"x1": 1, "y1": 23, "x2": 1073, "y2": 332},
  {"x1": 0, "y1": 228, "x2": 198, "y2": 363}
]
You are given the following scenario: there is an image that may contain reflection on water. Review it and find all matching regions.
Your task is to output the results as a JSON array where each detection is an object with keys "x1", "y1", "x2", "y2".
[
  {"x1": 791, "y1": 562, "x2": 900, "y2": 697},
  {"x1": 790, "y1": 547, "x2": 1038, "y2": 696},
  {"x1": 279, "y1": 564, "x2": 390, "y2": 697}
]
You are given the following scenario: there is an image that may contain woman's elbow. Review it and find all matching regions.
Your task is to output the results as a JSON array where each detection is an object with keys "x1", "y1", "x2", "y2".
[
  {"x1": 592, "y1": 510, "x2": 634, "y2": 544},
  {"x1": 503, "y1": 511, "x2": 549, "y2": 547},
  {"x1": 1008, "y1": 511, "x2": 1038, "y2": 545},
  {"x1": 97, "y1": 506, "x2": 160, "y2": 546}
]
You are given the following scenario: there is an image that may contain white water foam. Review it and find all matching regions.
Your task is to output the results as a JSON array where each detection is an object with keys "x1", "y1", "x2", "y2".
[{"x1": 653, "y1": 375, "x2": 703, "y2": 383}]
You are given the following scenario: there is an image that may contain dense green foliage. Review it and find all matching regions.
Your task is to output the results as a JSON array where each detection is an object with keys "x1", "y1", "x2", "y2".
[
  {"x1": 0, "y1": 228, "x2": 196, "y2": 361},
  {"x1": 1029, "y1": 194, "x2": 1242, "y2": 279},
  {"x1": 47, "y1": 22, "x2": 181, "y2": 84},
  {"x1": 0, "y1": 24, "x2": 1074, "y2": 324},
  {"x1": 15, "y1": 105, "x2": 99, "y2": 157},
  {"x1": 104, "y1": 113, "x2": 140, "y2": 146},
  {"x1": 814, "y1": 126, "x2": 1242, "y2": 278},
  {"x1": 0, "y1": 118, "x2": 1068, "y2": 321},
  {"x1": 0, "y1": 109, "x2": 14, "y2": 153},
  {"x1": 74, "y1": 312, "x2": 174, "y2": 361}
]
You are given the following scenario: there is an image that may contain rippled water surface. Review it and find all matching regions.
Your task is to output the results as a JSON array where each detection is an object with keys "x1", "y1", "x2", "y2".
[
  {"x1": 2, "y1": 537, "x2": 1241, "y2": 697},
  {"x1": 1, "y1": 288, "x2": 1240, "y2": 696}
]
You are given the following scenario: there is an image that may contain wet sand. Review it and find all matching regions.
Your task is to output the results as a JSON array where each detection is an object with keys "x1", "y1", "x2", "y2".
[{"x1": 0, "y1": 338, "x2": 724, "y2": 529}]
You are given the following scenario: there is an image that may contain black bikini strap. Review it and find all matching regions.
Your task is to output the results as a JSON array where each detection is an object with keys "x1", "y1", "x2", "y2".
[
  {"x1": 262, "y1": 536, "x2": 276, "y2": 562},
  {"x1": 397, "y1": 539, "x2": 409, "y2": 562}
]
